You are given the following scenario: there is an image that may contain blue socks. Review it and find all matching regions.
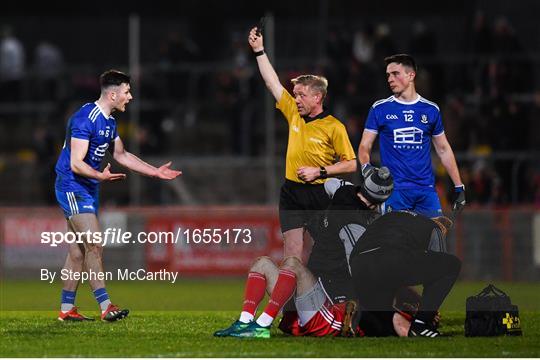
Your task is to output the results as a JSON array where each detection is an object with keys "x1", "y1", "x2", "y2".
[
  {"x1": 60, "y1": 289, "x2": 76, "y2": 312},
  {"x1": 61, "y1": 288, "x2": 112, "y2": 313},
  {"x1": 93, "y1": 288, "x2": 112, "y2": 313}
]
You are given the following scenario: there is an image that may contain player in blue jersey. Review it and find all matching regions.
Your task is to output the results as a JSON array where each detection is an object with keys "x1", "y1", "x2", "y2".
[
  {"x1": 358, "y1": 54, "x2": 465, "y2": 218},
  {"x1": 54, "y1": 70, "x2": 181, "y2": 322}
]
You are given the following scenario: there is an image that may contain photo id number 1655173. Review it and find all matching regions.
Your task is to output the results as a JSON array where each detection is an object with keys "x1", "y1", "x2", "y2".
[{"x1": 181, "y1": 228, "x2": 252, "y2": 244}]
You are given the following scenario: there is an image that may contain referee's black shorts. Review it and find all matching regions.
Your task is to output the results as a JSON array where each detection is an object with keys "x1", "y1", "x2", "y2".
[{"x1": 279, "y1": 179, "x2": 330, "y2": 233}]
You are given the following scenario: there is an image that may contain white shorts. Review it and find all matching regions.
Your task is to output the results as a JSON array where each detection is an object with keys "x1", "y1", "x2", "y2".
[{"x1": 294, "y1": 279, "x2": 330, "y2": 326}]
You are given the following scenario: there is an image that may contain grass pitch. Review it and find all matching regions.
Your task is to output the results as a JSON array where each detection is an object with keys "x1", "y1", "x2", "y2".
[{"x1": 1, "y1": 280, "x2": 540, "y2": 357}]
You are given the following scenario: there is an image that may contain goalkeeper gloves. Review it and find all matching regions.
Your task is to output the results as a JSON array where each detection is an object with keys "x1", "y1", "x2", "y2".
[
  {"x1": 452, "y1": 185, "x2": 466, "y2": 214},
  {"x1": 361, "y1": 163, "x2": 375, "y2": 178}
]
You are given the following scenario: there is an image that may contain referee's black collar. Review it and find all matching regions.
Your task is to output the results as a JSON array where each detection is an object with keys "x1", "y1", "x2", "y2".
[{"x1": 303, "y1": 108, "x2": 329, "y2": 123}]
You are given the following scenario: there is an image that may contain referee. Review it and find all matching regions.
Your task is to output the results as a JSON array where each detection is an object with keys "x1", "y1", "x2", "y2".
[
  {"x1": 248, "y1": 26, "x2": 357, "y2": 260},
  {"x1": 245, "y1": 24, "x2": 356, "y2": 330}
]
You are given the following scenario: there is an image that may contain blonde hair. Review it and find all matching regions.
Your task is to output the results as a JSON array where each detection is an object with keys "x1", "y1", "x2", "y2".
[{"x1": 291, "y1": 74, "x2": 328, "y2": 100}]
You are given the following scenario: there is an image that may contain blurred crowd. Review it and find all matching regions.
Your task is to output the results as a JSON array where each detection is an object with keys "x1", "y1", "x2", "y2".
[{"x1": 0, "y1": 11, "x2": 539, "y2": 206}]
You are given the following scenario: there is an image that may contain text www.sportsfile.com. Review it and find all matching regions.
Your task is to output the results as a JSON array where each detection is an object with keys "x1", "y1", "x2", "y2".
[{"x1": 40, "y1": 227, "x2": 252, "y2": 247}]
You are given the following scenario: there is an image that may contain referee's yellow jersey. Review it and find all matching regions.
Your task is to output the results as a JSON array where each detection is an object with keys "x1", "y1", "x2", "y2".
[{"x1": 276, "y1": 89, "x2": 356, "y2": 185}]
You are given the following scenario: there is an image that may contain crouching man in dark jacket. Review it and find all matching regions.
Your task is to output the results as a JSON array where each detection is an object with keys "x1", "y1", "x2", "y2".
[{"x1": 349, "y1": 211, "x2": 460, "y2": 337}]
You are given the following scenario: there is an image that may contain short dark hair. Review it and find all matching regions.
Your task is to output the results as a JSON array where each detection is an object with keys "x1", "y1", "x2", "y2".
[
  {"x1": 384, "y1": 54, "x2": 417, "y2": 72},
  {"x1": 99, "y1": 70, "x2": 130, "y2": 89}
]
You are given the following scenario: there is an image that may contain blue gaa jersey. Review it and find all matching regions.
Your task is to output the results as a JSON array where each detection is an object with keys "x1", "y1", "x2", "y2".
[
  {"x1": 365, "y1": 95, "x2": 444, "y2": 189},
  {"x1": 55, "y1": 103, "x2": 118, "y2": 193}
]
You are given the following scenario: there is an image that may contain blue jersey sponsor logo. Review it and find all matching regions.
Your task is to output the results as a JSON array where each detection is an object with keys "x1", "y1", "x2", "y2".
[{"x1": 393, "y1": 126, "x2": 424, "y2": 145}]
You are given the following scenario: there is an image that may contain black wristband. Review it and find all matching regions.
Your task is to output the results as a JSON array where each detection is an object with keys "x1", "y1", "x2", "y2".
[
  {"x1": 254, "y1": 50, "x2": 265, "y2": 57},
  {"x1": 319, "y1": 167, "x2": 328, "y2": 179}
]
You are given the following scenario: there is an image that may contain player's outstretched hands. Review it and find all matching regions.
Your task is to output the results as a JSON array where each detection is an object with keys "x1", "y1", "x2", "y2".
[
  {"x1": 100, "y1": 163, "x2": 126, "y2": 182},
  {"x1": 248, "y1": 27, "x2": 264, "y2": 52},
  {"x1": 155, "y1": 161, "x2": 182, "y2": 180}
]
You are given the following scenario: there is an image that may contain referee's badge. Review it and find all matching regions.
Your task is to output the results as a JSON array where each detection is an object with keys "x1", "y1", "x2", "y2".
[{"x1": 323, "y1": 216, "x2": 329, "y2": 228}]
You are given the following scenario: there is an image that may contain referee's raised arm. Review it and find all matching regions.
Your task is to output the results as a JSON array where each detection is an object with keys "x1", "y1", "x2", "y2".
[{"x1": 248, "y1": 27, "x2": 284, "y2": 101}]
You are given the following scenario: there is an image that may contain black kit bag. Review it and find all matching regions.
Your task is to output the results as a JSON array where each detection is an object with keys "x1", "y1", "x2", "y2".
[{"x1": 465, "y1": 284, "x2": 522, "y2": 337}]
